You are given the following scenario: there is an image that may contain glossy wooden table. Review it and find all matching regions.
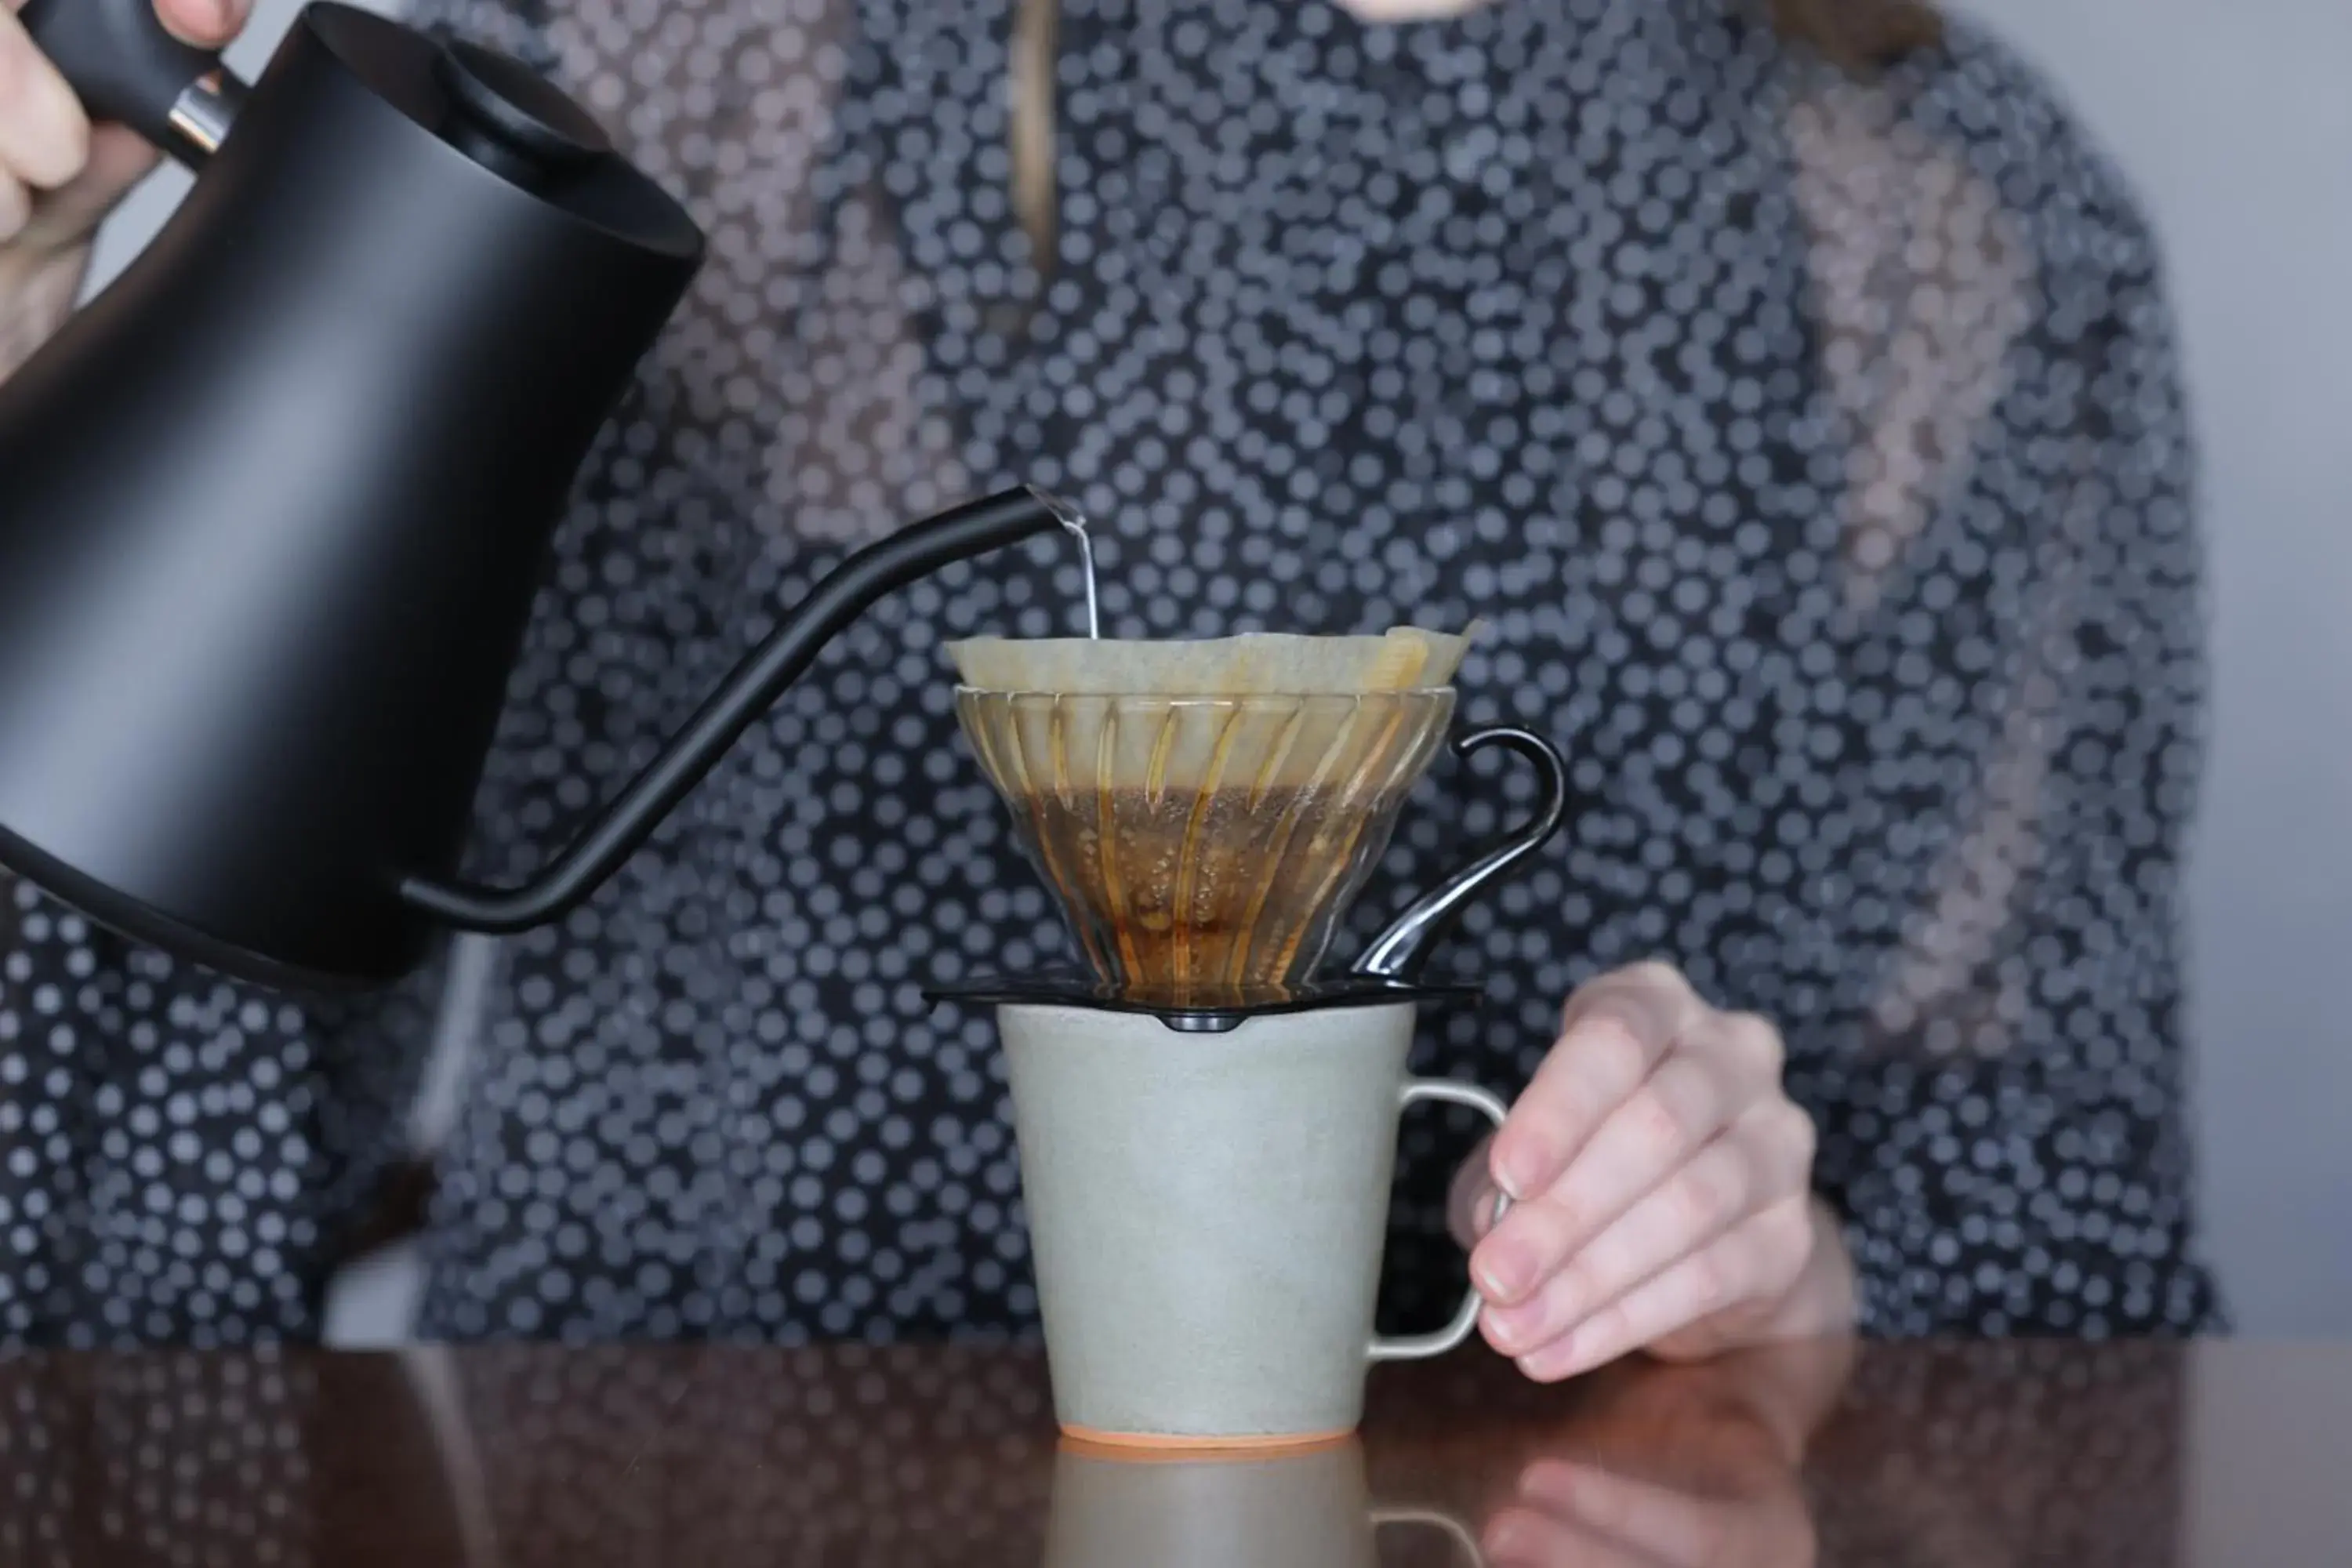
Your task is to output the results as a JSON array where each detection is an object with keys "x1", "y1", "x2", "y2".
[{"x1": 0, "y1": 1339, "x2": 2343, "y2": 1565}]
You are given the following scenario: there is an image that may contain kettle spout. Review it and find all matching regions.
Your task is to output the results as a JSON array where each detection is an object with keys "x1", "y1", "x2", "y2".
[{"x1": 397, "y1": 488, "x2": 1077, "y2": 935}]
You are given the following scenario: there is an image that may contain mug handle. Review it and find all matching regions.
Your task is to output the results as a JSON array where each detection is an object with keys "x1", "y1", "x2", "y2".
[
  {"x1": 1369, "y1": 1079, "x2": 1513, "y2": 1363},
  {"x1": 1370, "y1": 1505, "x2": 1488, "y2": 1565}
]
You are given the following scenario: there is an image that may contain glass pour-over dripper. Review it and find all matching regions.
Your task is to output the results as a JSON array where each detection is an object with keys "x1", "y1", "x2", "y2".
[{"x1": 955, "y1": 688, "x2": 1457, "y2": 1008}]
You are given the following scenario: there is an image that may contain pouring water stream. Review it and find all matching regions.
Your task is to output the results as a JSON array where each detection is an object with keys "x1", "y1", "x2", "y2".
[{"x1": 1031, "y1": 485, "x2": 1100, "y2": 638}]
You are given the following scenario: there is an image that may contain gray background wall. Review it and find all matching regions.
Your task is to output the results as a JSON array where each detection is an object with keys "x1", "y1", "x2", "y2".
[{"x1": 93, "y1": 0, "x2": 2352, "y2": 1337}]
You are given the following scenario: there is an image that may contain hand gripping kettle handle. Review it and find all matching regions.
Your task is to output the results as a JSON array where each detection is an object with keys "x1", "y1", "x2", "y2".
[{"x1": 19, "y1": 0, "x2": 249, "y2": 165}]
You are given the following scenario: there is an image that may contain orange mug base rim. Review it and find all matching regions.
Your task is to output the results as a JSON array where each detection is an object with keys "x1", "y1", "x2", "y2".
[{"x1": 1057, "y1": 1422, "x2": 1357, "y2": 1461}]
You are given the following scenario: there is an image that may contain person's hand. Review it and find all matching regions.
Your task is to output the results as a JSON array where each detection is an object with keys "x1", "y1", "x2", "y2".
[
  {"x1": 1453, "y1": 961, "x2": 1856, "y2": 1381},
  {"x1": 0, "y1": 0, "x2": 250, "y2": 376}
]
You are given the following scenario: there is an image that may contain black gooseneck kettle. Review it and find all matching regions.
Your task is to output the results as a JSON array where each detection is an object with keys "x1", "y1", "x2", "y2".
[{"x1": 0, "y1": 0, "x2": 1074, "y2": 988}]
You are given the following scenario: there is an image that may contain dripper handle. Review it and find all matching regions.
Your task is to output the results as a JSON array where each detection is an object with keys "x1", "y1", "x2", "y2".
[
  {"x1": 20, "y1": 0, "x2": 249, "y2": 165},
  {"x1": 1351, "y1": 727, "x2": 1570, "y2": 984}
]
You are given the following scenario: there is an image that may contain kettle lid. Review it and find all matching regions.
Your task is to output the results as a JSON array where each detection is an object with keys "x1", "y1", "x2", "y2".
[
  {"x1": 435, "y1": 42, "x2": 612, "y2": 169},
  {"x1": 307, "y1": 3, "x2": 701, "y2": 263}
]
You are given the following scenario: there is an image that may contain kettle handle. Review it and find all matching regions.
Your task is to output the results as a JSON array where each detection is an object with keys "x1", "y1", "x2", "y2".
[
  {"x1": 397, "y1": 487, "x2": 1083, "y2": 935},
  {"x1": 20, "y1": 0, "x2": 249, "y2": 165},
  {"x1": 1351, "y1": 727, "x2": 1571, "y2": 984}
]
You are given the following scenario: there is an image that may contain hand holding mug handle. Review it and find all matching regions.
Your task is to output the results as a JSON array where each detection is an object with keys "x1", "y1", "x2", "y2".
[{"x1": 1370, "y1": 1078, "x2": 1513, "y2": 1362}]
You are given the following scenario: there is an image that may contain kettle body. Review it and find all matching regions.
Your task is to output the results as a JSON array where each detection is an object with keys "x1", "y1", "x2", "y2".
[
  {"x1": 0, "y1": 6, "x2": 702, "y2": 985},
  {"x1": 0, "y1": 2, "x2": 1071, "y2": 986}
]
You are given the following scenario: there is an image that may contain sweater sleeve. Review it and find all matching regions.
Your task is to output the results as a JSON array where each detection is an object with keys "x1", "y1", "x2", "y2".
[{"x1": 1779, "y1": 25, "x2": 2218, "y2": 1335}]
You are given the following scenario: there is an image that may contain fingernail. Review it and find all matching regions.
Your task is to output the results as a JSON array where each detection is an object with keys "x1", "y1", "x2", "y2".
[
  {"x1": 1483, "y1": 1298, "x2": 1553, "y2": 1355},
  {"x1": 1516, "y1": 1330, "x2": 1581, "y2": 1383},
  {"x1": 1474, "y1": 1239, "x2": 1536, "y2": 1303},
  {"x1": 1493, "y1": 1156, "x2": 1531, "y2": 1202},
  {"x1": 159, "y1": 0, "x2": 225, "y2": 43},
  {"x1": 1491, "y1": 1140, "x2": 1548, "y2": 1202}
]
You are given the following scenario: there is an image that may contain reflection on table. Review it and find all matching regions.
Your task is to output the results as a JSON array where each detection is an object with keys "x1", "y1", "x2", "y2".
[{"x1": 0, "y1": 1338, "x2": 2344, "y2": 1565}]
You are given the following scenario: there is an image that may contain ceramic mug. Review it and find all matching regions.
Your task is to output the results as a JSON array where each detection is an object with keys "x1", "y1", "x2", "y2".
[
  {"x1": 1045, "y1": 1436, "x2": 1483, "y2": 1568},
  {"x1": 998, "y1": 999, "x2": 1510, "y2": 1449}
]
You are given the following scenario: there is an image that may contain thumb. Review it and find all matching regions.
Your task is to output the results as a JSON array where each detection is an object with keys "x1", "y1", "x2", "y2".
[
  {"x1": 15, "y1": 123, "x2": 157, "y2": 252},
  {"x1": 1447, "y1": 1132, "x2": 1507, "y2": 1250}
]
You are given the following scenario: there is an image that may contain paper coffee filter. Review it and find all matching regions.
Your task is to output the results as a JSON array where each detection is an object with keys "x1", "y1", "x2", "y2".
[
  {"x1": 963, "y1": 686, "x2": 1456, "y2": 797},
  {"x1": 946, "y1": 625, "x2": 1478, "y2": 695}
]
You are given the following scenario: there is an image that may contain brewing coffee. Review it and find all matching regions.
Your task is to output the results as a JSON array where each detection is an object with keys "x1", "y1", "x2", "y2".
[
  {"x1": 953, "y1": 681, "x2": 1459, "y2": 1005},
  {"x1": 1010, "y1": 780, "x2": 1417, "y2": 1005}
]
